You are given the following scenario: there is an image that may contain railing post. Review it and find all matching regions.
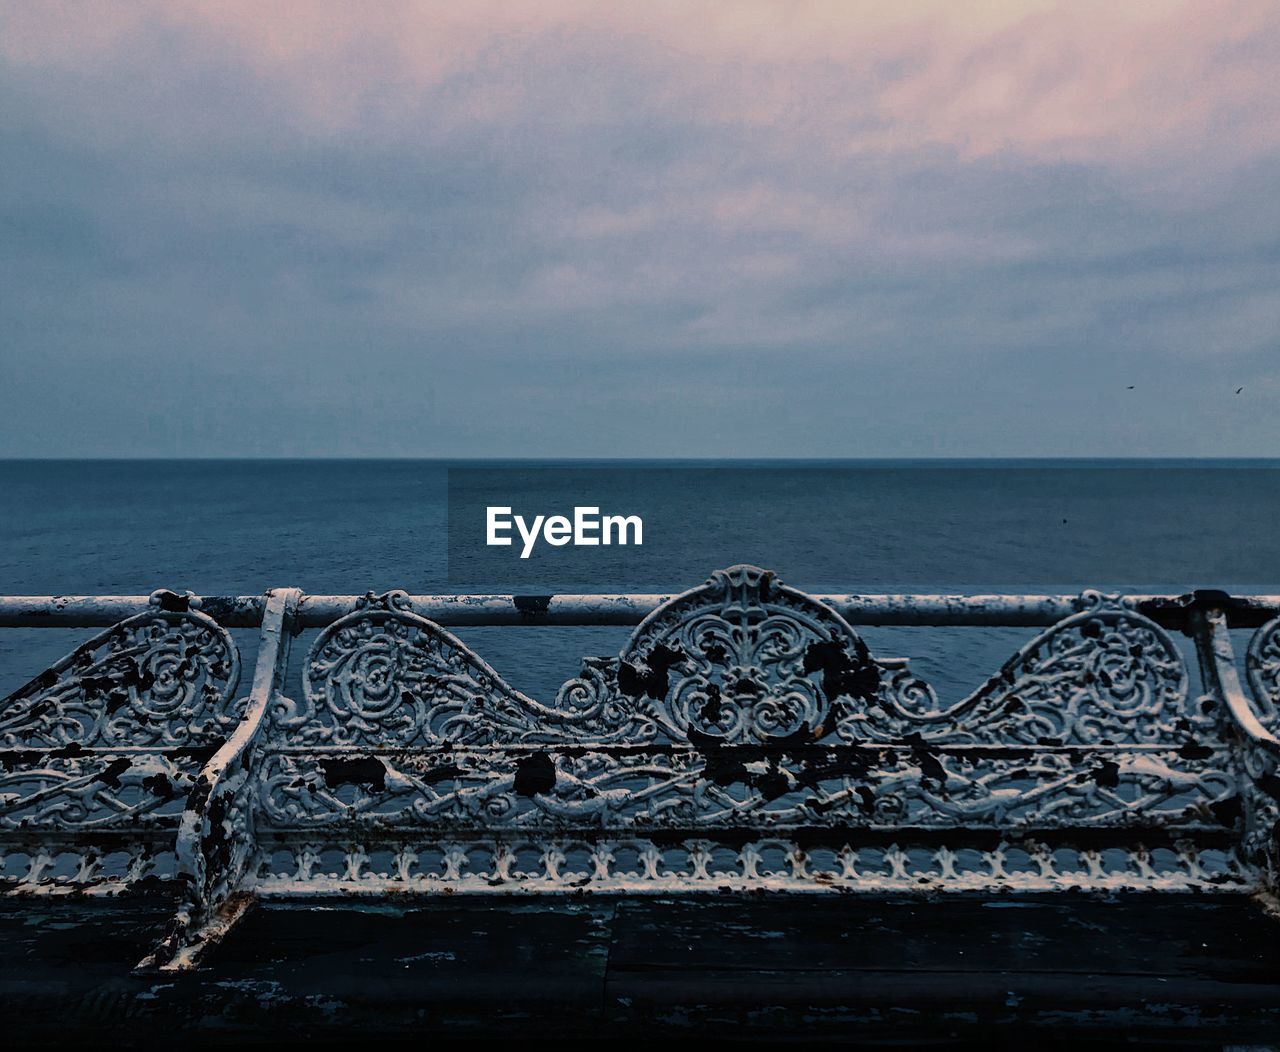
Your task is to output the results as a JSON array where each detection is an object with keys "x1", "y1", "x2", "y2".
[{"x1": 137, "y1": 587, "x2": 302, "y2": 972}]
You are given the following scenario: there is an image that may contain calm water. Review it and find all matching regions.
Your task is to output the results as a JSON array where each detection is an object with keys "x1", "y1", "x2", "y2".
[{"x1": 3, "y1": 459, "x2": 1278, "y2": 703}]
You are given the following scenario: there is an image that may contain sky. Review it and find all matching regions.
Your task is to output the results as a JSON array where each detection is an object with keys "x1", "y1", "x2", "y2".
[{"x1": 2, "y1": 1, "x2": 1279, "y2": 457}]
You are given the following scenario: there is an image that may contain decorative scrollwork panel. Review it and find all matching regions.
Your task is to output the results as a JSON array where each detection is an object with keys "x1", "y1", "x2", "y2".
[
  {"x1": 295, "y1": 573, "x2": 1200, "y2": 758},
  {"x1": 0, "y1": 751, "x2": 201, "y2": 831},
  {"x1": 255, "y1": 744, "x2": 1236, "y2": 835},
  {"x1": 0, "y1": 600, "x2": 241, "y2": 749},
  {"x1": 557, "y1": 578, "x2": 1200, "y2": 752},
  {"x1": 842, "y1": 592, "x2": 1197, "y2": 746},
  {"x1": 1246, "y1": 616, "x2": 1280, "y2": 718},
  {"x1": 290, "y1": 591, "x2": 656, "y2": 748},
  {"x1": 602, "y1": 564, "x2": 879, "y2": 744},
  {"x1": 958, "y1": 593, "x2": 1195, "y2": 744}
]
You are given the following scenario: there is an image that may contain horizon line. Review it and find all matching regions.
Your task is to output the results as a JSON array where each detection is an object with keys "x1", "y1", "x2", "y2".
[{"x1": 3, "y1": 455, "x2": 1280, "y2": 464}]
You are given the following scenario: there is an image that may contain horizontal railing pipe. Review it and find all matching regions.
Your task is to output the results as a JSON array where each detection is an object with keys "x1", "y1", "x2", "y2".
[
  {"x1": 2, "y1": 592, "x2": 1279, "y2": 630},
  {"x1": 291, "y1": 593, "x2": 1099, "y2": 627},
  {"x1": 0, "y1": 595, "x2": 267, "y2": 628}
]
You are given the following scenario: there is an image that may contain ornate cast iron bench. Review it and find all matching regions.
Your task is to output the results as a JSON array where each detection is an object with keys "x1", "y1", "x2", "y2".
[{"x1": 2, "y1": 568, "x2": 1278, "y2": 974}]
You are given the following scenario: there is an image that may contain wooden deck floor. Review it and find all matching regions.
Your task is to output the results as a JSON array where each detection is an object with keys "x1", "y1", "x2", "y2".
[{"x1": 3, "y1": 893, "x2": 1280, "y2": 1047}]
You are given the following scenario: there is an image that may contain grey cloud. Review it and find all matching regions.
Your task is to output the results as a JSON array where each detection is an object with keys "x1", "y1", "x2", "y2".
[{"x1": 1, "y1": 7, "x2": 1278, "y2": 457}]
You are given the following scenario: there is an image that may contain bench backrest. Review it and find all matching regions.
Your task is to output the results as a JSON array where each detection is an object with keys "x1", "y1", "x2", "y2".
[{"x1": 249, "y1": 566, "x2": 1241, "y2": 893}]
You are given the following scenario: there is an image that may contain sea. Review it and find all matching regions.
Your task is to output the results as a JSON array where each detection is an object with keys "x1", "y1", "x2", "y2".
[{"x1": 3, "y1": 459, "x2": 1279, "y2": 706}]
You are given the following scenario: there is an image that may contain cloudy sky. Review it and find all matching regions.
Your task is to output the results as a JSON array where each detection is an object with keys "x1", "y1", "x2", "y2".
[{"x1": 2, "y1": 1, "x2": 1278, "y2": 457}]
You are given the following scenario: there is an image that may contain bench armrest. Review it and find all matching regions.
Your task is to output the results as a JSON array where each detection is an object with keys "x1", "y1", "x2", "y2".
[
  {"x1": 1198, "y1": 608, "x2": 1280, "y2": 757},
  {"x1": 139, "y1": 588, "x2": 301, "y2": 971},
  {"x1": 1193, "y1": 607, "x2": 1280, "y2": 897}
]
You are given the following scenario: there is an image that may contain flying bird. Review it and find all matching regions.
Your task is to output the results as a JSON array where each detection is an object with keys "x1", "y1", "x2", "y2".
[
  {"x1": 1236, "y1": 387, "x2": 1244, "y2": 394},
  {"x1": 1126, "y1": 385, "x2": 1135, "y2": 390}
]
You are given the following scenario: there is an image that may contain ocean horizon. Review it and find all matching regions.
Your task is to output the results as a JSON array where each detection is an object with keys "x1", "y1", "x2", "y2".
[{"x1": 4, "y1": 456, "x2": 1278, "y2": 705}]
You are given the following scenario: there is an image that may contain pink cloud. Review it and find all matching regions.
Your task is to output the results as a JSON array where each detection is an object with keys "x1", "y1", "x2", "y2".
[
  {"x1": 3, "y1": 1, "x2": 1278, "y2": 363},
  {"x1": 3, "y1": 0, "x2": 1277, "y2": 169}
]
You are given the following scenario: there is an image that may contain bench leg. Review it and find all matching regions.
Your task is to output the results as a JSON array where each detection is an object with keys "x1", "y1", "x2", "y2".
[{"x1": 135, "y1": 891, "x2": 258, "y2": 973}]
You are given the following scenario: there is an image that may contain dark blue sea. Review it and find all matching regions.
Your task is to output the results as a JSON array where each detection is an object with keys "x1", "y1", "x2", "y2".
[{"x1": 3, "y1": 459, "x2": 1279, "y2": 705}]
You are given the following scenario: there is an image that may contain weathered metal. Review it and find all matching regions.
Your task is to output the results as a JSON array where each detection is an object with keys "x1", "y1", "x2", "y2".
[
  {"x1": 5, "y1": 590, "x2": 1280, "y2": 629},
  {"x1": 0, "y1": 590, "x2": 242, "y2": 896},
  {"x1": 2, "y1": 567, "x2": 1279, "y2": 976},
  {"x1": 140, "y1": 587, "x2": 302, "y2": 971}
]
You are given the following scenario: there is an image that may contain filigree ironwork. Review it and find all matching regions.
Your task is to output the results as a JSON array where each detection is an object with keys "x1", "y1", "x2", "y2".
[
  {"x1": 1234, "y1": 617, "x2": 1280, "y2": 891},
  {"x1": 0, "y1": 839, "x2": 176, "y2": 893},
  {"x1": 1246, "y1": 616, "x2": 1280, "y2": 719},
  {"x1": 0, "y1": 752, "x2": 199, "y2": 831},
  {"x1": 284, "y1": 590, "x2": 624, "y2": 747},
  {"x1": 603, "y1": 564, "x2": 879, "y2": 743},
  {"x1": 255, "y1": 744, "x2": 1235, "y2": 834},
  {"x1": 844, "y1": 591, "x2": 1197, "y2": 746},
  {"x1": 292, "y1": 574, "x2": 1196, "y2": 756},
  {"x1": 1, "y1": 571, "x2": 1269, "y2": 969},
  {"x1": 551, "y1": 565, "x2": 884, "y2": 745},
  {"x1": 0, "y1": 596, "x2": 241, "y2": 894},
  {"x1": 560, "y1": 579, "x2": 1197, "y2": 750},
  {"x1": 251, "y1": 834, "x2": 1245, "y2": 895},
  {"x1": 0, "y1": 599, "x2": 241, "y2": 749},
  {"x1": 270, "y1": 572, "x2": 1217, "y2": 844}
]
